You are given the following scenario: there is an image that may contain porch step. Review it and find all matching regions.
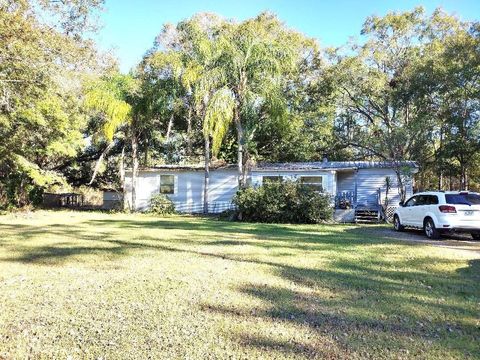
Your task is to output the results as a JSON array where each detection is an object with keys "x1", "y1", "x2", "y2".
[{"x1": 354, "y1": 209, "x2": 380, "y2": 223}]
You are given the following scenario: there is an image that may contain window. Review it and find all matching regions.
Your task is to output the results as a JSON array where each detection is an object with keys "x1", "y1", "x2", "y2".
[
  {"x1": 300, "y1": 176, "x2": 323, "y2": 192},
  {"x1": 416, "y1": 196, "x2": 427, "y2": 206},
  {"x1": 426, "y1": 195, "x2": 439, "y2": 205},
  {"x1": 407, "y1": 195, "x2": 438, "y2": 206},
  {"x1": 263, "y1": 176, "x2": 283, "y2": 183},
  {"x1": 446, "y1": 193, "x2": 480, "y2": 205},
  {"x1": 160, "y1": 175, "x2": 175, "y2": 194},
  {"x1": 404, "y1": 196, "x2": 417, "y2": 207}
]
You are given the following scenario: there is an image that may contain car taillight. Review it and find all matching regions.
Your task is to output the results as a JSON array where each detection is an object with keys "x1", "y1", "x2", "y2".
[{"x1": 439, "y1": 205, "x2": 456, "y2": 213}]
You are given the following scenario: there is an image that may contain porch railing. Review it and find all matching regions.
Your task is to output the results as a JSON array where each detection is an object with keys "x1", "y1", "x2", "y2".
[{"x1": 334, "y1": 191, "x2": 355, "y2": 209}]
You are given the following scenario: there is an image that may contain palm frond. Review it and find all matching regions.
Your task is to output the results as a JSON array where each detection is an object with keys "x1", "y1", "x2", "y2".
[{"x1": 204, "y1": 87, "x2": 235, "y2": 156}]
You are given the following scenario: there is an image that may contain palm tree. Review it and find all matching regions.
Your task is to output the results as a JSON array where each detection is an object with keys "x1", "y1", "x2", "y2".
[
  {"x1": 84, "y1": 74, "x2": 136, "y2": 208},
  {"x1": 217, "y1": 13, "x2": 302, "y2": 187},
  {"x1": 202, "y1": 87, "x2": 235, "y2": 213},
  {"x1": 184, "y1": 57, "x2": 234, "y2": 213},
  {"x1": 170, "y1": 16, "x2": 235, "y2": 213}
]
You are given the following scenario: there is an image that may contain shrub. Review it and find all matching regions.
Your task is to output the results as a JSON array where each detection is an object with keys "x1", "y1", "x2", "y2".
[
  {"x1": 149, "y1": 194, "x2": 176, "y2": 215},
  {"x1": 233, "y1": 180, "x2": 333, "y2": 223}
]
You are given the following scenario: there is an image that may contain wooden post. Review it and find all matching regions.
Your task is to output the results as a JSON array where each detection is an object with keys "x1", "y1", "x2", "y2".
[
  {"x1": 353, "y1": 169, "x2": 358, "y2": 208},
  {"x1": 203, "y1": 136, "x2": 210, "y2": 214},
  {"x1": 131, "y1": 130, "x2": 139, "y2": 211}
]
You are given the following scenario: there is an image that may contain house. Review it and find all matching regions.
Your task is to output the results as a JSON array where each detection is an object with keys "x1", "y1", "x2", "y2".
[{"x1": 124, "y1": 160, "x2": 418, "y2": 222}]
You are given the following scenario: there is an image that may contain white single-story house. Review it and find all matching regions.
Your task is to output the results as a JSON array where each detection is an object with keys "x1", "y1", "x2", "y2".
[{"x1": 125, "y1": 160, "x2": 418, "y2": 221}]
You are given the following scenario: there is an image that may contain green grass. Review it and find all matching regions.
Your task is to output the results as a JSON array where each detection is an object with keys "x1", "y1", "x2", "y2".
[{"x1": 0, "y1": 211, "x2": 479, "y2": 359}]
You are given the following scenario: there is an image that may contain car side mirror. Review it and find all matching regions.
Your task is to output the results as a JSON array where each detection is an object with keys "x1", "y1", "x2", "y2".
[{"x1": 399, "y1": 201, "x2": 404, "y2": 207}]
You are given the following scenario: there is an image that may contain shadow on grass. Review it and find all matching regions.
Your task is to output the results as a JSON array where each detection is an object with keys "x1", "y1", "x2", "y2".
[
  {"x1": 202, "y1": 259, "x2": 479, "y2": 357},
  {"x1": 1, "y1": 215, "x2": 479, "y2": 357},
  {"x1": 0, "y1": 216, "x2": 387, "y2": 265}
]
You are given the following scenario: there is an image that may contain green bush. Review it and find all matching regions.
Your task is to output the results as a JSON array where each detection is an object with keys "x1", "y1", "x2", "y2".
[
  {"x1": 149, "y1": 194, "x2": 176, "y2": 215},
  {"x1": 233, "y1": 180, "x2": 333, "y2": 224}
]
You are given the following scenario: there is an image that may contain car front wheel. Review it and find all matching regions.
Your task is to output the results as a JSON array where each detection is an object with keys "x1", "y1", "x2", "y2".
[
  {"x1": 393, "y1": 215, "x2": 404, "y2": 232},
  {"x1": 424, "y1": 218, "x2": 440, "y2": 239}
]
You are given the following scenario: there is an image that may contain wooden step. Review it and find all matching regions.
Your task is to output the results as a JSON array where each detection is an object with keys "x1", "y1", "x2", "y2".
[{"x1": 354, "y1": 209, "x2": 380, "y2": 223}]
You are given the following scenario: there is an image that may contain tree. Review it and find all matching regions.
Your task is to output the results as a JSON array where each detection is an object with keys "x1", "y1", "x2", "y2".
[
  {"x1": 329, "y1": 7, "x2": 480, "y2": 194},
  {"x1": 217, "y1": 12, "x2": 309, "y2": 186},
  {"x1": 202, "y1": 88, "x2": 235, "y2": 212},
  {"x1": 330, "y1": 8, "x2": 441, "y2": 200},
  {"x1": 0, "y1": 0, "x2": 104, "y2": 207},
  {"x1": 84, "y1": 74, "x2": 134, "y2": 186},
  {"x1": 144, "y1": 14, "x2": 236, "y2": 213},
  {"x1": 426, "y1": 18, "x2": 480, "y2": 189}
]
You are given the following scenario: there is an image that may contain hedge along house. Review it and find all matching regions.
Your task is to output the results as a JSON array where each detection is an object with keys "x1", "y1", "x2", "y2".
[{"x1": 124, "y1": 160, "x2": 418, "y2": 222}]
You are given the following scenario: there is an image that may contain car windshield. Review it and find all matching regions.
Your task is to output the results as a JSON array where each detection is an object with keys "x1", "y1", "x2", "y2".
[{"x1": 445, "y1": 193, "x2": 480, "y2": 205}]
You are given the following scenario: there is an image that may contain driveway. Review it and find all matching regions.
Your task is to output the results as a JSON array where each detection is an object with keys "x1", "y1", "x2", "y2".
[{"x1": 362, "y1": 225, "x2": 480, "y2": 255}]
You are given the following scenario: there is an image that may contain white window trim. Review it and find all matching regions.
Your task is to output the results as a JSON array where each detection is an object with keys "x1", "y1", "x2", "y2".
[
  {"x1": 159, "y1": 174, "x2": 177, "y2": 195},
  {"x1": 299, "y1": 175, "x2": 325, "y2": 192}
]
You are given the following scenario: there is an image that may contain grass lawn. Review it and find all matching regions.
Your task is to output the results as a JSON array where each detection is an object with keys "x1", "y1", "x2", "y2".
[{"x1": 0, "y1": 211, "x2": 479, "y2": 359}]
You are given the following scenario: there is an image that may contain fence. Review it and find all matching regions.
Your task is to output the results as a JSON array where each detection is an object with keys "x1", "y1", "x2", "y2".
[
  {"x1": 173, "y1": 201, "x2": 236, "y2": 214},
  {"x1": 43, "y1": 191, "x2": 122, "y2": 210},
  {"x1": 43, "y1": 193, "x2": 85, "y2": 208},
  {"x1": 383, "y1": 206, "x2": 398, "y2": 222}
]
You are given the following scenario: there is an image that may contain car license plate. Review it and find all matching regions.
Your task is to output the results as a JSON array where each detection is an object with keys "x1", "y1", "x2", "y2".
[{"x1": 464, "y1": 210, "x2": 474, "y2": 216}]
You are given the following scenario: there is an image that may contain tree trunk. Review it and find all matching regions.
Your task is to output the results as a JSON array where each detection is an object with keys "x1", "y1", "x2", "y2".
[
  {"x1": 461, "y1": 164, "x2": 468, "y2": 190},
  {"x1": 119, "y1": 145, "x2": 126, "y2": 210},
  {"x1": 187, "y1": 107, "x2": 192, "y2": 156},
  {"x1": 465, "y1": 169, "x2": 468, "y2": 190},
  {"x1": 203, "y1": 136, "x2": 210, "y2": 214},
  {"x1": 438, "y1": 126, "x2": 444, "y2": 190},
  {"x1": 234, "y1": 107, "x2": 245, "y2": 188},
  {"x1": 144, "y1": 138, "x2": 149, "y2": 166},
  {"x1": 394, "y1": 166, "x2": 406, "y2": 203},
  {"x1": 166, "y1": 113, "x2": 174, "y2": 141},
  {"x1": 131, "y1": 131, "x2": 139, "y2": 211},
  {"x1": 88, "y1": 141, "x2": 114, "y2": 185}
]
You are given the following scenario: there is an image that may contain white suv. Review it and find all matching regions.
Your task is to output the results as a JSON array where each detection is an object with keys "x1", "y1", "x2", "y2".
[{"x1": 393, "y1": 191, "x2": 480, "y2": 239}]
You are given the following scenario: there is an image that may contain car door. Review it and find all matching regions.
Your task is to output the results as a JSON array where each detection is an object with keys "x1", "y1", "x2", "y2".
[
  {"x1": 401, "y1": 196, "x2": 418, "y2": 226},
  {"x1": 410, "y1": 195, "x2": 427, "y2": 227}
]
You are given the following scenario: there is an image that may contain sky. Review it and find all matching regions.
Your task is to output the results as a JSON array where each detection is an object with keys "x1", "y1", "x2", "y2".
[{"x1": 94, "y1": 0, "x2": 480, "y2": 73}]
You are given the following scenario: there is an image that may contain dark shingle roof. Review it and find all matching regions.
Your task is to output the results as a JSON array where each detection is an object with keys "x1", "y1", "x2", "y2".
[
  {"x1": 138, "y1": 160, "x2": 418, "y2": 172},
  {"x1": 253, "y1": 161, "x2": 418, "y2": 171}
]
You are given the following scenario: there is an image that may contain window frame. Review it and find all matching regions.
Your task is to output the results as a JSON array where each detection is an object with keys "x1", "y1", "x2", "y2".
[
  {"x1": 299, "y1": 175, "x2": 324, "y2": 192},
  {"x1": 159, "y1": 174, "x2": 175, "y2": 195},
  {"x1": 404, "y1": 196, "x2": 417, "y2": 207}
]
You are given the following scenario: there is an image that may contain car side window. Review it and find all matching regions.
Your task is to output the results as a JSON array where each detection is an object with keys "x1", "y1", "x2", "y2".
[
  {"x1": 404, "y1": 196, "x2": 416, "y2": 207},
  {"x1": 416, "y1": 196, "x2": 427, "y2": 206},
  {"x1": 428, "y1": 195, "x2": 439, "y2": 205}
]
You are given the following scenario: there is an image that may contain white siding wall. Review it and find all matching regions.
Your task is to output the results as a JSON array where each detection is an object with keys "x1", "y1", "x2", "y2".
[
  {"x1": 336, "y1": 171, "x2": 355, "y2": 193},
  {"x1": 125, "y1": 169, "x2": 238, "y2": 213},
  {"x1": 125, "y1": 167, "x2": 414, "y2": 213},
  {"x1": 356, "y1": 168, "x2": 413, "y2": 207}
]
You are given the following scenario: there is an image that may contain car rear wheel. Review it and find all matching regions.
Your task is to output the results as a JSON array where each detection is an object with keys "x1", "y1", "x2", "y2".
[
  {"x1": 471, "y1": 233, "x2": 480, "y2": 241},
  {"x1": 393, "y1": 215, "x2": 404, "y2": 232},
  {"x1": 424, "y1": 218, "x2": 440, "y2": 239}
]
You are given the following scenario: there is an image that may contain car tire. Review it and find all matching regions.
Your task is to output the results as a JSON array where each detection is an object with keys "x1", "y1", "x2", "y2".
[
  {"x1": 471, "y1": 233, "x2": 480, "y2": 241},
  {"x1": 424, "y1": 218, "x2": 440, "y2": 239},
  {"x1": 393, "y1": 215, "x2": 404, "y2": 232}
]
